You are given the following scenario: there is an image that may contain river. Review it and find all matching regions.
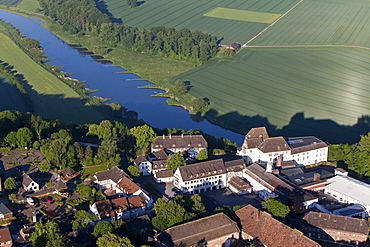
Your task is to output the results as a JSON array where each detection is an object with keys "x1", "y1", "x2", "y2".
[{"x1": 0, "y1": 10, "x2": 244, "y2": 145}]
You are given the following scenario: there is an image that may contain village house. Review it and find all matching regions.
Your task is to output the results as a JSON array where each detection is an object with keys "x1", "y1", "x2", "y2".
[
  {"x1": 237, "y1": 127, "x2": 328, "y2": 166},
  {"x1": 151, "y1": 134, "x2": 208, "y2": 157},
  {"x1": 303, "y1": 211, "x2": 369, "y2": 246},
  {"x1": 93, "y1": 166, "x2": 128, "y2": 191},
  {"x1": 148, "y1": 149, "x2": 171, "y2": 174},
  {"x1": 0, "y1": 203, "x2": 12, "y2": 221},
  {"x1": 0, "y1": 227, "x2": 12, "y2": 247},
  {"x1": 173, "y1": 158, "x2": 227, "y2": 194},
  {"x1": 89, "y1": 195, "x2": 150, "y2": 221},
  {"x1": 22, "y1": 173, "x2": 39, "y2": 192},
  {"x1": 134, "y1": 155, "x2": 152, "y2": 176},
  {"x1": 14, "y1": 224, "x2": 34, "y2": 247},
  {"x1": 154, "y1": 170, "x2": 174, "y2": 184},
  {"x1": 236, "y1": 205, "x2": 320, "y2": 247},
  {"x1": 155, "y1": 213, "x2": 240, "y2": 247},
  {"x1": 61, "y1": 167, "x2": 78, "y2": 179}
]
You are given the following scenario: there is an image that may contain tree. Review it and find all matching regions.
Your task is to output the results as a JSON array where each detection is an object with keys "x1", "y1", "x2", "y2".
[
  {"x1": 71, "y1": 210, "x2": 98, "y2": 230},
  {"x1": 128, "y1": 165, "x2": 141, "y2": 177},
  {"x1": 4, "y1": 177, "x2": 16, "y2": 190},
  {"x1": 30, "y1": 221, "x2": 65, "y2": 247},
  {"x1": 130, "y1": 125, "x2": 156, "y2": 150},
  {"x1": 38, "y1": 161, "x2": 50, "y2": 173},
  {"x1": 261, "y1": 197, "x2": 290, "y2": 218},
  {"x1": 16, "y1": 127, "x2": 33, "y2": 148},
  {"x1": 96, "y1": 233, "x2": 134, "y2": 247},
  {"x1": 4, "y1": 131, "x2": 17, "y2": 148},
  {"x1": 93, "y1": 221, "x2": 114, "y2": 238},
  {"x1": 192, "y1": 98, "x2": 207, "y2": 111},
  {"x1": 97, "y1": 140, "x2": 121, "y2": 168},
  {"x1": 174, "y1": 80, "x2": 187, "y2": 94},
  {"x1": 8, "y1": 193, "x2": 17, "y2": 203},
  {"x1": 166, "y1": 153, "x2": 185, "y2": 171},
  {"x1": 196, "y1": 149, "x2": 208, "y2": 161},
  {"x1": 30, "y1": 115, "x2": 49, "y2": 140},
  {"x1": 74, "y1": 142, "x2": 84, "y2": 161}
]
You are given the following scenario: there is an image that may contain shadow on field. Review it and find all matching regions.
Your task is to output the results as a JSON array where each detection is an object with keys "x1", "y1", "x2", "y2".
[
  {"x1": 95, "y1": 0, "x2": 123, "y2": 23},
  {"x1": 204, "y1": 109, "x2": 370, "y2": 144}
]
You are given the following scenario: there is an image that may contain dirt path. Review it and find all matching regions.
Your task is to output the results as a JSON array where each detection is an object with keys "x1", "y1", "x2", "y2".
[{"x1": 242, "y1": 0, "x2": 305, "y2": 47}]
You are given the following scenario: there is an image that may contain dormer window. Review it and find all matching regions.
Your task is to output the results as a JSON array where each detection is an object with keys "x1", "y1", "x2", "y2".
[
  {"x1": 172, "y1": 144, "x2": 176, "y2": 147},
  {"x1": 198, "y1": 144, "x2": 201, "y2": 146},
  {"x1": 155, "y1": 145, "x2": 158, "y2": 147}
]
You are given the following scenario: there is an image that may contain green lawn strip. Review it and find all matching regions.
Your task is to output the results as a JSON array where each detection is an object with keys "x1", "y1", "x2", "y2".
[
  {"x1": 203, "y1": 8, "x2": 281, "y2": 23},
  {"x1": 0, "y1": 33, "x2": 104, "y2": 124},
  {"x1": 16, "y1": 0, "x2": 40, "y2": 12},
  {"x1": 81, "y1": 164, "x2": 107, "y2": 175}
]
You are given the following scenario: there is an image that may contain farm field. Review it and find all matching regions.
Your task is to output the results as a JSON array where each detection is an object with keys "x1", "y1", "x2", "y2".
[
  {"x1": 0, "y1": 0, "x2": 20, "y2": 7},
  {"x1": 16, "y1": 0, "x2": 41, "y2": 12},
  {"x1": 172, "y1": 48, "x2": 370, "y2": 140},
  {"x1": 250, "y1": 0, "x2": 370, "y2": 47},
  {"x1": 0, "y1": 33, "x2": 104, "y2": 124},
  {"x1": 0, "y1": 73, "x2": 28, "y2": 112},
  {"x1": 101, "y1": 0, "x2": 299, "y2": 45}
]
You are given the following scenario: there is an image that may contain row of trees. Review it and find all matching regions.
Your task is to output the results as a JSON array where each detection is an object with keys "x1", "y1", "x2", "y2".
[{"x1": 39, "y1": 0, "x2": 219, "y2": 63}]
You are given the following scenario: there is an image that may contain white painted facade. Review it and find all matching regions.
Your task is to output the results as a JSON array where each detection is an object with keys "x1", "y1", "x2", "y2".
[
  {"x1": 136, "y1": 161, "x2": 151, "y2": 176},
  {"x1": 242, "y1": 172, "x2": 277, "y2": 200}
]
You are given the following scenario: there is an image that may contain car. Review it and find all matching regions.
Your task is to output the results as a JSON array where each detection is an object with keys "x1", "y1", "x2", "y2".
[
  {"x1": 26, "y1": 198, "x2": 34, "y2": 205},
  {"x1": 45, "y1": 197, "x2": 52, "y2": 202}
]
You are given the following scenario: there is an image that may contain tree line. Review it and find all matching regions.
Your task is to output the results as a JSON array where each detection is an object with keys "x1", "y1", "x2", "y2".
[{"x1": 38, "y1": 0, "x2": 219, "y2": 63}]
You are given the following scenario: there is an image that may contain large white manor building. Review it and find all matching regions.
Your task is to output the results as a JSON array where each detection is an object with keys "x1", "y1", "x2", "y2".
[{"x1": 237, "y1": 127, "x2": 328, "y2": 167}]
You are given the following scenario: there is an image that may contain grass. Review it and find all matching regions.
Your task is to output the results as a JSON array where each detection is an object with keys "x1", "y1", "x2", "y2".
[
  {"x1": 0, "y1": 73, "x2": 28, "y2": 112},
  {"x1": 16, "y1": 0, "x2": 41, "y2": 12},
  {"x1": 0, "y1": 32, "x2": 104, "y2": 124},
  {"x1": 0, "y1": 0, "x2": 20, "y2": 7},
  {"x1": 203, "y1": 8, "x2": 281, "y2": 23},
  {"x1": 250, "y1": 0, "x2": 370, "y2": 47},
  {"x1": 101, "y1": 0, "x2": 299, "y2": 45},
  {"x1": 81, "y1": 164, "x2": 107, "y2": 175},
  {"x1": 172, "y1": 47, "x2": 370, "y2": 139}
]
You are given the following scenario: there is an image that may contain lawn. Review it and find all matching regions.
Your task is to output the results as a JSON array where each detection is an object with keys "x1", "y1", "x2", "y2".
[
  {"x1": 0, "y1": 73, "x2": 28, "y2": 112},
  {"x1": 203, "y1": 8, "x2": 281, "y2": 23},
  {"x1": 101, "y1": 0, "x2": 299, "y2": 45},
  {"x1": 81, "y1": 164, "x2": 107, "y2": 175},
  {"x1": 0, "y1": 0, "x2": 20, "y2": 6},
  {"x1": 172, "y1": 47, "x2": 370, "y2": 139},
  {"x1": 16, "y1": 0, "x2": 41, "y2": 12},
  {"x1": 0, "y1": 33, "x2": 104, "y2": 124},
  {"x1": 250, "y1": 0, "x2": 370, "y2": 47}
]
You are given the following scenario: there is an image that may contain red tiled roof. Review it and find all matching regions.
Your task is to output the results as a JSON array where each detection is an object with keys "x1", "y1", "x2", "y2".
[{"x1": 116, "y1": 176, "x2": 141, "y2": 195}]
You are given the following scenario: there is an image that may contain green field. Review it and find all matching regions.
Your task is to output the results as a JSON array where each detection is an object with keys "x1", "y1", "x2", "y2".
[
  {"x1": 0, "y1": 0, "x2": 20, "y2": 6},
  {"x1": 0, "y1": 73, "x2": 28, "y2": 112},
  {"x1": 101, "y1": 0, "x2": 299, "y2": 45},
  {"x1": 203, "y1": 8, "x2": 281, "y2": 23},
  {"x1": 16, "y1": 0, "x2": 41, "y2": 12},
  {"x1": 172, "y1": 48, "x2": 370, "y2": 130},
  {"x1": 0, "y1": 33, "x2": 104, "y2": 124},
  {"x1": 250, "y1": 0, "x2": 370, "y2": 47}
]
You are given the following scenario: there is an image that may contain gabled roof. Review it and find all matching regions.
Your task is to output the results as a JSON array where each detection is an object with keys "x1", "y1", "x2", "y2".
[
  {"x1": 54, "y1": 180, "x2": 67, "y2": 191},
  {"x1": 228, "y1": 177, "x2": 251, "y2": 191},
  {"x1": 245, "y1": 127, "x2": 269, "y2": 140},
  {"x1": 303, "y1": 211, "x2": 369, "y2": 235},
  {"x1": 62, "y1": 167, "x2": 76, "y2": 177},
  {"x1": 95, "y1": 200, "x2": 114, "y2": 219},
  {"x1": 155, "y1": 170, "x2": 174, "y2": 178},
  {"x1": 152, "y1": 160, "x2": 167, "y2": 170},
  {"x1": 116, "y1": 176, "x2": 141, "y2": 195},
  {"x1": 225, "y1": 159, "x2": 246, "y2": 172},
  {"x1": 236, "y1": 205, "x2": 320, "y2": 247},
  {"x1": 22, "y1": 173, "x2": 37, "y2": 187},
  {"x1": 95, "y1": 195, "x2": 147, "y2": 219},
  {"x1": 94, "y1": 166, "x2": 126, "y2": 183},
  {"x1": 257, "y1": 136, "x2": 291, "y2": 153},
  {"x1": 153, "y1": 149, "x2": 170, "y2": 160},
  {"x1": 178, "y1": 159, "x2": 226, "y2": 182},
  {"x1": 156, "y1": 213, "x2": 239, "y2": 247},
  {"x1": 134, "y1": 155, "x2": 149, "y2": 165},
  {"x1": 0, "y1": 227, "x2": 12, "y2": 244},
  {"x1": 0, "y1": 203, "x2": 11, "y2": 215},
  {"x1": 152, "y1": 135, "x2": 208, "y2": 150}
]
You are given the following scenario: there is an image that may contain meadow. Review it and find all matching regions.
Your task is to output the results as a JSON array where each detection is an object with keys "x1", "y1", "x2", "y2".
[
  {"x1": 0, "y1": 33, "x2": 104, "y2": 124},
  {"x1": 16, "y1": 0, "x2": 41, "y2": 12},
  {"x1": 250, "y1": 0, "x2": 370, "y2": 47},
  {"x1": 102, "y1": 0, "x2": 299, "y2": 45},
  {"x1": 0, "y1": 73, "x2": 28, "y2": 112},
  {"x1": 172, "y1": 48, "x2": 370, "y2": 136}
]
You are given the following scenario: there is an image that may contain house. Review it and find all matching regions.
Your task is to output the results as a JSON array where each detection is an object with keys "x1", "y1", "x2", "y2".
[
  {"x1": 154, "y1": 170, "x2": 174, "y2": 184},
  {"x1": 332, "y1": 204, "x2": 367, "y2": 218},
  {"x1": 14, "y1": 224, "x2": 34, "y2": 247},
  {"x1": 155, "y1": 213, "x2": 240, "y2": 247},
  {"x1": 0, "y1": 203, "x2": 12, "y2": 221},
  {"x1": 237, "y1": 127, "x2": 328, "y2": 166},
  {"x1": 61, "y1": 167, "x2": 78, "y2": 179},
  {"x1": 0, "y1": 227, "x2": 12, "y2": 247},
  {"x1": 151, "y1": 134, "x2": 208, "y2": 155},
  {"x1": 134, "y1": 155, "x2": 151, "y2": 176},
  {"x1": 228, "y1": 42, "x2": 240, "y2": 50},
  {"x1": 90, "y1": 195, "x2": 149, "y2": 221},
  {"x1": 22, "y1": 173, "x2": 39, "y2": 192},
  {"x1": 224, "y1": 159, "x2": 246, "y2": 180},
  {"x1": 148, "y1": 150, "x2": 170, "y2": 174},
  {"x1": 235, "y1": 205, "x2": 320, "y2": 247},
  {"x1": 324, "y1": 174, "x2": 370, "y2": 213},
  {"x1": 93, "y1": 166, "x2": 127, "y2": 191},
  {"x1": 173, "y1": 158, "x2": 227, "y2": 194},
  {"x1": 303, "y1": 211, "x2": 369, "y2": 246},
  {"x1": 228, "y1": 176, "x2": 252, "y2": 195}
]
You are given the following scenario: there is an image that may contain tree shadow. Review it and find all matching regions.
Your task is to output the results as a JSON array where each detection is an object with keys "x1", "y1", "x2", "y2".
[{"x1": 94, "y1": 0, "x2": 123, "y2": 23}]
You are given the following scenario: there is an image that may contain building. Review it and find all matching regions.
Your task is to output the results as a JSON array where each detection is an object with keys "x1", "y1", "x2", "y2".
[
  {"x1": 151, "y1": 134, "x2": 207, "y2": 155},
  {"x1": 228, "y1": 176, "x2": 252, "y2": 195},
  {"x1": 237, "y1": 127, "x2": 328, "y2": 166},
  {"x1": 224, "y1": 159, "x2": 246, "y2": 180},
  {"x1": 0, "y1": 203, "x2": 12, "y2": 221},
  {"x1": 173, "y1": 158, "x2": 227, "y2": 194},
  {"x1": 90, "y1": 195, "x2": 149, "y2": 221},
  {"x1": 61, "y1": 167, "x2": 78, "y2": 179},
  {"x1": 154, "y1": 170, "x2": 174, "y2": 184},
  {"x1": 236, "y1": 205, "x2": 320, "y2": 247},
  {"x1": 14, "y1": 224, "x2": 34, "y2": 247},
  {"x1": 134, "y1": 155, "x2": 152, "y2": 176},
  {"x1": 22, "y1": 173, "x2": 39, "y2": 192},
  {"x1": 324, "y1": 174, "x2": 370, "y2": 213},
  {"x1": 0, "y1": 227, "x2": 12, "y2": 247},
  {"x1": 93, "y1": 166, "x2": 127, "y2": 191},
  {"x1": 148, "y1": 149, "x2": 170, "y2": 174},
  {"x1": 332, "y1": 204, "x2": 367, "y2": 218},
  {"x1": 155, "y1": 213, "x2": 240, "y2": 247},
  {"x1": 303, "y1": 211, "x2": 369, "y2": 246}
]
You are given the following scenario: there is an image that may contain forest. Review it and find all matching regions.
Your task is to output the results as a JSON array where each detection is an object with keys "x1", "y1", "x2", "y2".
[{"x1": 39, "y1": 0, "x2": 220, "y2": 63}]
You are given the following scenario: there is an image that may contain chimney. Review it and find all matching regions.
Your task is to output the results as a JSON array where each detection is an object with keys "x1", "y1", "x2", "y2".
[
  {"x1": 162, "y1": 134, "x2": 165, "y2": 139},
  {"x1": 313, "y1": 172, "x2": 321, "y2": 181},
  {"x1": 266, "y1": 162, "x2": 273, "y2": 173},
  {"x1": 276, "y1": 155, "x2": 282, "y2": 168},
  {"x1": 169, "y1": 134, "x2": 171, "y2": 139},
  {"x1": 272, "y1": 169, "x2": 279, "y2": 175},
  {"x1": 181, "y1": 134, "x2": 183, "y2": 138},
  {"x1": 32, "y1": 213, "x2": 37, "y2": 223}
]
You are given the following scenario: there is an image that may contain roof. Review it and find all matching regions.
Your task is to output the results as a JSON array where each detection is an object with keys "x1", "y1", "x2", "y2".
[
  {"x1": 156, "y1": 213, "x2": 239, "y2": 247},
  {"x1": 224, "y1": 159, "x2": 246, "y2": 172},
  {"x1": 245, "y1": 127, "x2": 269, "y2": 140},
  {"x1": 22, "y1": 173, "x2": 36, "y2": 187},
  {"x1": 304, "y1": 211, "x2": 369, "y2": 235},
  {"x1": 54, "y1": 180, "x2": 68, "y2": 191},
  {"x1": 152, "y1": 135, "x2": 208, "y2": 150},
  {"x1": 178, "y1": 159, "x2": 226, "y2": 182},
  {"x1": 94, "y1": 166, "x2": 126, "y2": 183},
  {"x1": 153, "y1": 149, "x2": 170, "y2": 160},
  {"x1": 228, "y1": 177, "x2": 252, "y2": 191},
  {"x1": 230, "y1": 42, "x2": 240, "y2": 49},
  {"x1": 325, "y1": 175, "x2": 370, "y2": 206},
  {"x1": 62, "y1": 167, "x2": 76, "y2": 176},
  {"x1": 95, "y1": 200, "x2": 115, "y2": 219},
  {"x1": 283, "y1": 165, "x2": 335, "y2": 185},
  {"x1": 0, "y1": 203, "x2": 11, "y2": 215},
  {"x1": 134, "y1": 155, "x2": 148, "y2": 165},
  {"x1": 257, "y1": 137, "x2": 291, "y2": 153},
  {"x1": 0, "y1": 227, "x2": 12, "y2": 244},
  {"x1": 236, "y1": 205, "x2": 320, "y2": 247},
  {"x1": 288, "y1": 136, "x2": 328, "y2": 154},
  {"x1": 116, "y1": 176, "x2": 141, "y2": 195},
  {"x1": 155, "y1": 170, "x2": 174, "y2": 178},
  {"x1": 333, "y1": 204, "x2": 366, "y2": 217},
  {"x1": 95, "y1": 195, "x2": 147, "y2": 219},
  {"x1": 152, "y1": 160, "x2": 168, "y2": 170}
]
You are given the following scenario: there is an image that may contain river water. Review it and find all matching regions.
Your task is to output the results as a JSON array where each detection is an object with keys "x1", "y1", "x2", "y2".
[{"x1": 0, "y1": 10, "x2": 243, "y2": 144}]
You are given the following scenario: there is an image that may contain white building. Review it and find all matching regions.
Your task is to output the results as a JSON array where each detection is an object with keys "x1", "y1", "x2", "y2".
[
  {"x1": 324, "y1": 175, "x2": 370, "y2": 213},
  {"x1": 151, "y1": 134, "x2": 207, "y2": 154},
  {"x1": 134, "y1": 155, "x2": 152, "y2": 176},
  {"x1": 173, "y1": 158, "x2": 227, "y2": 194},
  {"x1": 237, "y1": 127, "x2": 328, "y2": 166}
]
